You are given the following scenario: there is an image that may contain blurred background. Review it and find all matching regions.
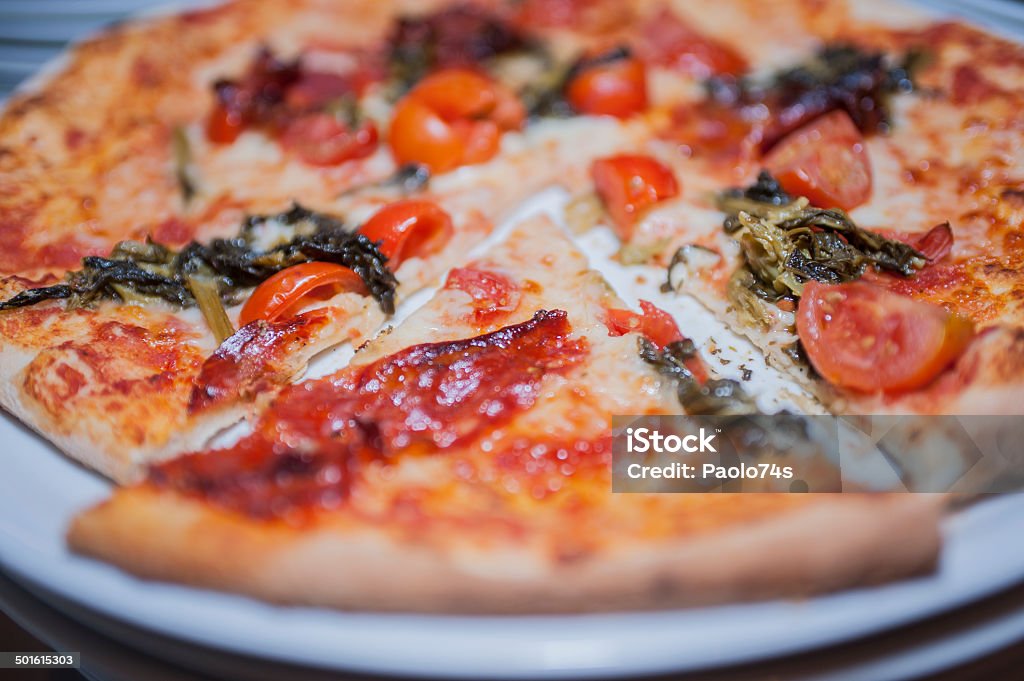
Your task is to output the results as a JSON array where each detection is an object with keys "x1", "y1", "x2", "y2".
[
  {"x1": 1, "y1": 0, "x2": 1023, "y2": 103},
  {"x1": 0, "y1": 0, "x2": 210, "y2": 100}
]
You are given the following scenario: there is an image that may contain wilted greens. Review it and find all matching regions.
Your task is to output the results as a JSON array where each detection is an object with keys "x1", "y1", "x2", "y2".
[
  {"x1": 638, "y1": 337, "x2": 757, "y2": 416},
  {"x1": 707, "y1": 44, "x2": 921, "y2": 147},
  {"x1": 716, "y1": 171, "x2": 925, "y2": 303},
  {"x1": 0, "y1": 205, "x2": 396, "y2": 342},
  {"x1": 386, "y1": 4, "x2": 528, "y2": 93}
]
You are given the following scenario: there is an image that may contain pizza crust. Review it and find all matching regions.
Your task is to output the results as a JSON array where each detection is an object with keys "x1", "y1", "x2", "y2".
[{"x1": 67, "y1": 489, "x2": 944, "y2": 613}]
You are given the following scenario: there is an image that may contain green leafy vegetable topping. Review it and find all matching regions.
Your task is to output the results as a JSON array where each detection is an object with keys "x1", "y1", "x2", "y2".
[
  {"x1": 638, "y1": 338, "x2": 757, "y2": 416},
  {"x1": 0, "y1": 205, "x2": 397, "y2": 342},
  {"x1": 717, "y1": 171, "x2": 925, "y2": 302},
  {"x1": 707, "y1": 44, "x2": 923, "y2": 147},
  {"x1": 172, "y1": 126, "x2": 197, "y2": 207}
]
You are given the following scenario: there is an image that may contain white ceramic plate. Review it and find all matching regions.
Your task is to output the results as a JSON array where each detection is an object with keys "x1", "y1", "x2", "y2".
[
  {"x1": 2, "y1": 196, "x2": 1024, "y2": 680},
  {"x1": 2, "y1": 436, "x2": 1024, "y2": 680},
  {"x1": 1, "y1": 1, "x2": 1023, "y2": 679}
]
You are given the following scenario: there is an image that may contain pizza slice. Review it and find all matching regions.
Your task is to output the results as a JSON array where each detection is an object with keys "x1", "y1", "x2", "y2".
[
  {"x1": 0, "y1": 193, "x2": 492, "y2": 482},
  {"x1": 68, "y1": 216, "x2": 944, "y2": 612},
  {"x1": 573, "y1": 5, "x2": 1024, "y2": 416},
  {"x1": 0, "y1": 0, "x2": 659, "y2": 482}
]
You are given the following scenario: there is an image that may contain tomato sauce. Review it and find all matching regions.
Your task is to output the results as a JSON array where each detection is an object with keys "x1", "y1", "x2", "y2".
[
  {"x1": 444, "y1": 267, "x2": 521, "y2": 323},
  {"x1": 153, "y1": 309, "x2": 588, "y2": 519}
]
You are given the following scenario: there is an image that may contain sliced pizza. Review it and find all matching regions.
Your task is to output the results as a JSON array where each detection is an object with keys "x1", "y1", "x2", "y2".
[
  {"x1": 0, "y1": 0, "x2": 659, "y2": 481},
  {"x1": 68, "y1": 216, "x2": 944, "y2": 611},
  {"x1": 574, "y1": 2, "x2": 1024, "y2": 416}
]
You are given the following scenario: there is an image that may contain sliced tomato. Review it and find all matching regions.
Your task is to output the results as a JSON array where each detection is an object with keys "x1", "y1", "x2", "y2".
[
  {"x1": 359, "y1": 200, "x2": 454, "y2": 267},
  {"x1": 876, "y1": 222, "x2": 955, "y2": 264},
  {"x1": 206, "y1": 102, "x2": 245, "y2": 144},
  {"x1": 407, "y1": 68, "x2": 500, "y2": 120},
  {"x1": 796, "y1": 280, "x2": 974, "y2": 394},
  {"x1": 763, "y1": 110, "x2": 872, "y2": 212},
  {"x1": 663, "y1": 99, "x2": 761, "y2": 161},
  {"x1": 637, "y1": 7, "x2": 747, "y2": 77},
  {"x1": 445, "y1": 267, "x2": 521, "y2": 321},
  {"x1": 566, "y1": 57, "x2": 648, "y2": 119},
  {"x1": 591, "y1": 154, "x2": 679, "y2": 240},
  {"x1": 388, "y1": 68, "x2": 525, "y2": 173},
  {"x1": 911, "y1": 222, "x2": 955, "y2": 262},
  {"x1": 605, "y1": 300, "x2": 709, "y2": 382},
  {"x1": 239, "y1": 263, "x2": 365, "y2": 327},
  {"x1": 280, "y1": 113, "x2": 379, "y2": 166}
]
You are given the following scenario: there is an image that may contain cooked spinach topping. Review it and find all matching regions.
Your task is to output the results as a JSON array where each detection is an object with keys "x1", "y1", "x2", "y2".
[
  {"x1": 385, "y1": 163, "x2": 432, "y2": 194},
  {"x1": 716, "y1": 172, "x2": 925, "y2": 302},
  {"x1": 387, "y1": 5, "x2": 528, "y2": 92},
  {"x1": 172, "y1": 126, "x2": 197, "y2": 206},
  {"x1": 708, "y1": 44, "x2": 921, "y2": 148},
  {"x1": 519, "y1": 56, "x2": 576, "y2": 120},
  {"x1": 660, "y1": 244, "x2": 720, "y2": 293},
  {"x1": 339, "y1": 163, "x2": 431, "y2": 198},
  {"x1": 724, "y1": 169, "x2": 792, "y2": 207},
  {"x1": 0, "y1": 205, "x2": 397, "y2": 342},
  {"x1": 638, "y1": 337, "x2": 757, "y2": 416}
]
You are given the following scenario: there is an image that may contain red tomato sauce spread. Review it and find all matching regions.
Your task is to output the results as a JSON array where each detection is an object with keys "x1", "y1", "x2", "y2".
[
  {"x1": 150, "y1": 309, "x2": 588, "y2": 519},
  {"x1": 444, "y1": 266, "x2": 522, "y2": 323}
]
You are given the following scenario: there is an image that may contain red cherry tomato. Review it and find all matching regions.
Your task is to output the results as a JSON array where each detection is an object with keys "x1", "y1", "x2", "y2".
[
  {"x1": 606, "y1": 300, "x2": 709, "y2": 383},
  {"x1": 796, "y1": 280, "x2": 974, "y2": 394},
  {"x1": 763, "y1": 110, "x2": 872, "y2": 212},
  {"x1": 638, "y1": 7, "x2": 748, "y2": 77},
  {"x1": 388, "y1": 68, "x2": 525, "y2": 173},
  {"x1": 206, "y1": 103, "x2": 245, "y2": 144},
  {"x1": 389, "y1": 97, "x2": 465, "y2": 174},
  {"x1": 911, "y1": 222, "x2": 955, "y2": 262},
  {"x1": 279, "y1": 113, "x2": 379, "y2": 166},
  {"x1": 876, "y1": 222, "x2": 955, "y2": 264},
  {"x1": 239, "y1": 262, "x2": 365, "y2": 327},
  {"x1": 359, "y1": 200, "x2": 454, "y2": 267},
  {"x1": 591, "y1": 154, "x2": 679, "y2": 240},
  {"x1": 566, "y1": 57, "x2": 648, "y2": 118}
]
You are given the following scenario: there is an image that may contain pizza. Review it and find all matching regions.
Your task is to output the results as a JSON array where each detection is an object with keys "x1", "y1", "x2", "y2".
[
  {"x1": 68, "y1": 217, "x2": 943, "y2": 611},
  {"x1": 0, "y1": 0, "x2": 1019, "y2": 611}
]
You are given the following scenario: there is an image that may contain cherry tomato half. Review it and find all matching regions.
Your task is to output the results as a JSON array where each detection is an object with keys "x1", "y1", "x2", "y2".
[
  {"x1": 239, "y1": 262, "x2": 366, "y2": 327},
  {"x1": 796, "y1": 280, "x2": 974, "y2": 394},
  {"x1": 606, "y1": 300, "x2": 709, "y2": 382},
  {"x1": 359, "y1": 200, "x2": 454, "y2": 267},
  {"x1": 591, "y1": 154, "x2": 680, "y2": 240},
  {"x1": 763, "y1": 110, "x2": 872, "y2": 212},
  {"x1": 911, "y1": 222, "x2": 955, "y2": 262},
  {"x1": 206, "y1": 102, "x2": 245, "y2": 144},
  {"x1": 280, "y1": 113, "x2": 379, "y2": 166},
  {"x1": 566, "y1": 57, "x2": 648, "y2": 119},
  {"x1": 388, "y1": 68, "x2": 526, "y2": 173}
]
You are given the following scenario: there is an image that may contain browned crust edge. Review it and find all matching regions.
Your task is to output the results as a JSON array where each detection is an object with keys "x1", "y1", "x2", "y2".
[{"x1": 67, "y1": 489, "x2": 946, "y2": 613}]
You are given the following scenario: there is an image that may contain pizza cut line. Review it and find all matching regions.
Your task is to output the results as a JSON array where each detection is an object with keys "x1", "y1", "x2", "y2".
[{"x1": 0, "y1": 0, "x2": 1019, "y2": 611}]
